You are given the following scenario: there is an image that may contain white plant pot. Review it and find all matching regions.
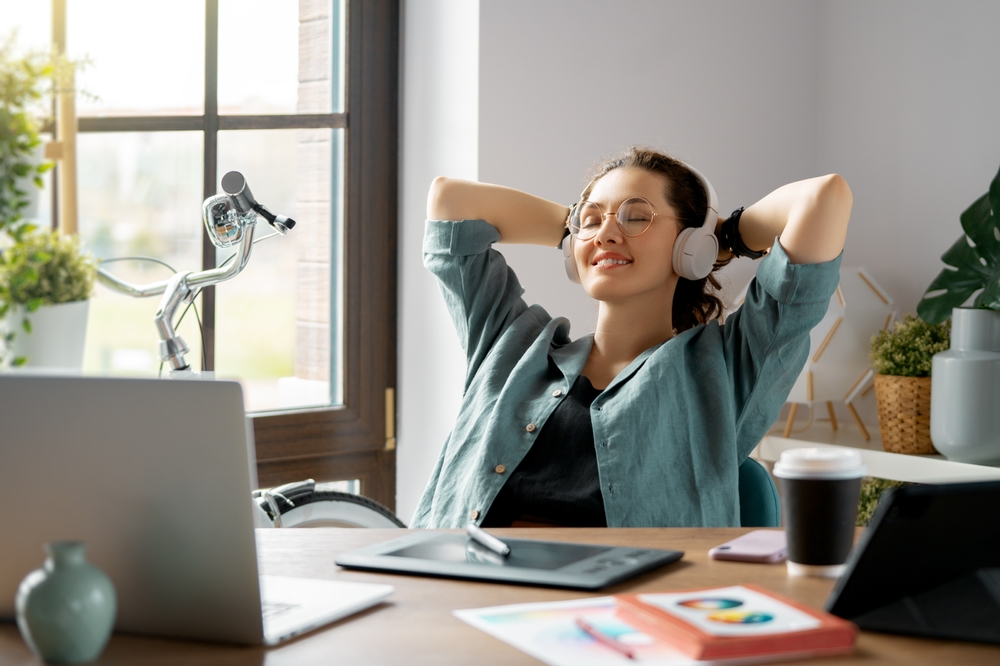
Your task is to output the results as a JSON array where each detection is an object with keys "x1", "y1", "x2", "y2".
[
  {"x1": 930, "y1": 307, "x2": 1000, "y2": 464},
  {"x1": 3, "y1": 300, "x2": 90, "y2": 370}
]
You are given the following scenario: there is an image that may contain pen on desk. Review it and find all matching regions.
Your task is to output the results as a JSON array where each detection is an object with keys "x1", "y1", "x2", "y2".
[
  {"x1": 575, "y1": 617, "x2": 636, "y2": 660},
  {"x1": 465, "y1": 522, "x2": 511, "y2": 557}
]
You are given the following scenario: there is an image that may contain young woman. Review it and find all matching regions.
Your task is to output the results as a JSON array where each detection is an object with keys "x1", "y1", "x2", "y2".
[{"x1": 411, "y1": 147, "x2": 851, "y2": 529}]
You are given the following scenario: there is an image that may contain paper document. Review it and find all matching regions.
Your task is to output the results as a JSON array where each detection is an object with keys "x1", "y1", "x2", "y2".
[{"x1": 454, "y1": 597, "x2": 759, "y2": 666}]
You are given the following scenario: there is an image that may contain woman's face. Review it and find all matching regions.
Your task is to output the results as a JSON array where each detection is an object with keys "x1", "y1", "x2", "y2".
[{"x1": 574, "y1": 167, "x2": 682, "y2": 305}]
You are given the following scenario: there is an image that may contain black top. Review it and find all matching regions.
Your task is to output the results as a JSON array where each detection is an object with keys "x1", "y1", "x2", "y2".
[{"x1": 482, "y1": 374, "x2": 607, "y2": 527}]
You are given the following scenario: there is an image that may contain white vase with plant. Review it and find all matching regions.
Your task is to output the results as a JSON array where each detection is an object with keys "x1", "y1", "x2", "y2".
[
  {"x1": 918, "y1": 161, "x2": 1000, "y2": 463},
  {"x1": 1, "y1": 230, "x2": 96, "y2": 368}
]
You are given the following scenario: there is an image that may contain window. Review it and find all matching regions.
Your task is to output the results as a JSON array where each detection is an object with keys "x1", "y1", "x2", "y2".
[{"x1": 40, "y1": 0, "x2": 398, "y2": 508}]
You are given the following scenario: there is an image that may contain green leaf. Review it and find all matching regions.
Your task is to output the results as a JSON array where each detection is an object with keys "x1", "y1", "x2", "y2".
[
  {"x1": 941, "y1": 232, "x2": 989, "y2": 276},
  {"x1": 12, "y1": 356, "x2": 27, "y2": 367},
  {"x1": 36, "y1": 161, "x2": 54, "y2": 174},
  {"x1": 918, "y1": 234, "x2": 990, "y2": 323},
  {"x1": 975, "y1": 269, "x2": 1000, "y2": 311},
  {"x1": 960, "y1": 192, "x2": 1000, "y2": 265},
  {"x1": 21, "y1": 317, "x2": 31, "y2": 334},
  {"x1": 0, "y1": 303, "x2": 7, "y2": 318},
  {"x1": 990, "y1": 162, "x2": 1000, "y2": 227},
  {"x1": 25, "y1": 298, "x2": 42, "y2": 312},
  {"x1": 917, "y1": 264, "x2": 983, "y2": 323},
  {"x1": 11, "y1": 163, "x2": 30, "y2": 177}
]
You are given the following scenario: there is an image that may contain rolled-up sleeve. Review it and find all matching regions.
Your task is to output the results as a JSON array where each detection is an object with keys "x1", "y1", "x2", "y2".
[
  {"x1": 423, "y1": 219, "x2": 530, "y2": 389},
  {"x1": 722, "y1": 239, "x2": 842, "y2": 458}
]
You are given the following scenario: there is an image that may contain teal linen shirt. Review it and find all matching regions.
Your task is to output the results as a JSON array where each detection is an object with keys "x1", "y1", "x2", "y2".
[{"x1": 412, "y1": 219, "x2": 841, "y2": 528}]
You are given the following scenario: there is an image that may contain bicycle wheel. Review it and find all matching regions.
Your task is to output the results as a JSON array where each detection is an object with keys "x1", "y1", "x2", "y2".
[{"x1": 253, "y1": 480, "x2": 406, "y2": 528}]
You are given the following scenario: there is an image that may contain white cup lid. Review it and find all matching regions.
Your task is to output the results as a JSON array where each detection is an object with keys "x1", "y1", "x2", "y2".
[{"x1": 772, "y1": 447, "x2": 867, "y2": 480}]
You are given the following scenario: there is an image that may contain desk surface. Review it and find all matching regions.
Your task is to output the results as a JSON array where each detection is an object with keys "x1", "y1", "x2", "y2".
[{"x1": 2, "y1": 528, "x2": 998, "y2": 665}]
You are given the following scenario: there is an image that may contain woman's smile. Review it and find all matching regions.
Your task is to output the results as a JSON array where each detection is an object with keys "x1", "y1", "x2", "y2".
[{"x1": 592, "y1": 251, "x2": 633, "y2": 268}]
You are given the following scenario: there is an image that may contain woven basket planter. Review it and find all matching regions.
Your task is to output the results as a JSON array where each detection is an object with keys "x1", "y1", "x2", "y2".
[{"x1": 873, "y1": 374, "x2": 936, "y2": 455}]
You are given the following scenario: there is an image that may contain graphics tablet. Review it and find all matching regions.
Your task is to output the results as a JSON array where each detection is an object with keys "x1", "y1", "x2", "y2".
[
  {"x1": 335, "y1": 532, "x2": 683, "y2": 590},
  {"x1": 825, "y1": 480, "x2": 1000, "y2": 644}
]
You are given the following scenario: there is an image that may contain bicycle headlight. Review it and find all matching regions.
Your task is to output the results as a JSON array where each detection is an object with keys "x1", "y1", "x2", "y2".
[{"x1": 202, "y1": 194, "x2": 256, "y2": 249}]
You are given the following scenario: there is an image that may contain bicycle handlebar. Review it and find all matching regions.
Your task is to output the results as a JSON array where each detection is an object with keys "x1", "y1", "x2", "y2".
[{"x1": 95, "y1": 172, "x2": 294, "y2": 375}]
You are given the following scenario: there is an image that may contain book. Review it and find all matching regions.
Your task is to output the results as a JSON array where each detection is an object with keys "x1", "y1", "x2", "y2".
[{"x1": 614, "y1": 584, "x2": 857, "y2": 660}]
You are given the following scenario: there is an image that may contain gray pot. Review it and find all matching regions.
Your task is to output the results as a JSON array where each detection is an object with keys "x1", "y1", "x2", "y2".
[{"x1": 930, "y1": 307, "x2": 1000, "y2": 464}]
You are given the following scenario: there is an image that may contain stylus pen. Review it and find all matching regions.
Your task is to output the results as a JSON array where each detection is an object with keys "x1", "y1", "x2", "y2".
[
  {"x1": 575, "y1": 617, "x2": 636, "y2": 660},
  {"x1": 465, "y1": 522, "x2": 510, "y2": 557}
]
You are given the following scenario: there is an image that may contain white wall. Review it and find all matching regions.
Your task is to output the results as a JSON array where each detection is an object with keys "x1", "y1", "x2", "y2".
[
  {"x1": 816, "y1": 0, "x2": 1000, "y2": 313},
  {"x1": 397, "y1": 0, "x2": 478, "y2": 522},
  {"x1": 478, "y1": 0, "x2": 822, "y2": 332},
  {"x1": 397, "y1": 0, "x2": 1000, "y2": 520}
]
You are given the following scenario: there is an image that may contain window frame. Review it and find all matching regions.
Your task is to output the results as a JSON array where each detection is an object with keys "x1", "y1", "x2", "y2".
[{"x1": 58, "y1": 0, "x2": 399, "y2": 510}]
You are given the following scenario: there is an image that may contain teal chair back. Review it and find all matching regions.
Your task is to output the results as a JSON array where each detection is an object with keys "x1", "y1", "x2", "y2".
[{"x1": 738, "y1": 457, "x2": 780, "y2": 527}]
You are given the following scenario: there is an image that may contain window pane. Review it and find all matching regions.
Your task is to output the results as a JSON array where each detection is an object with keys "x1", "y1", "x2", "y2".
[
  {"x1": 77, "y1": 132, "x2": 205, "y2": 376},
  {"x1": 215, "y1": 128, "x2": 343, "y2": 412},
  {"x1": 218, "y1": 0, "x2": 343, "y2": 114},
  {"x1": 2, "y1": 3, "x2": 52, "y2": 53},
  {"x1": 68, "y1": 0, "x2": 205, "y2": 116}
]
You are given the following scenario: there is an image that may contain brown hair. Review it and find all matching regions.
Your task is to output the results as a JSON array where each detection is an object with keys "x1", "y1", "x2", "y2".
[{"x1": 580, "y1": 146, "x2": 728, "y2": 333}]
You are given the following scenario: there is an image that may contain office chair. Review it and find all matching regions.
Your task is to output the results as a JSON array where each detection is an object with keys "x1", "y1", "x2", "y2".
[{"x1": 738, "y1": 457, "x2": 781, "y2": 528}]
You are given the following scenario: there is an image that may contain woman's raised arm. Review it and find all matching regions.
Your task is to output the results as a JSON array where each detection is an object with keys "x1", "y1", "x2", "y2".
[
  {"x1": 726, "y1": 174, "x2": 853, "y2": 265},
  {"x1": 426, "y1": 176, "x2": 569, "y2": 247}
]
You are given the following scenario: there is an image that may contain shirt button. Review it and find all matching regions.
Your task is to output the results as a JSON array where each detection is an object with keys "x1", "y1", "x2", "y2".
[
  {"x1": 495, "y1": 464, "x2": 506, "y2": 474},
  {"x1": 470, "y1": 509, "x2": 480, "y2": 520},
  {"x1": 552, "y1": 389, "x2": 563, "y2": 397},
  {"x1": 525, "y1": 423, "x2": 536, "y2": 433}
]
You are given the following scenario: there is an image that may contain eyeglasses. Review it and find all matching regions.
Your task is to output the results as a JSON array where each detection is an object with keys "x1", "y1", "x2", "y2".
[{"x1": 567, "y1": 197, "x2": 670, "y2": 240}]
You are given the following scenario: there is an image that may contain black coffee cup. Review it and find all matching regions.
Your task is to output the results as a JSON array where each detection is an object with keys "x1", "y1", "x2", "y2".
[{"x1": 772, "y1": 447, "x2": 866, "y2": 577}]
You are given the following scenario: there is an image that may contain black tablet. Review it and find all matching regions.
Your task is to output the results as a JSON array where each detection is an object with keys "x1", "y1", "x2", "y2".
[
  {"x1": 825, "y1": 480, "x2": 1000, "y2": 644},
  {"x1": 335, "y1": 532, "x2": 683, "y2": 590}
]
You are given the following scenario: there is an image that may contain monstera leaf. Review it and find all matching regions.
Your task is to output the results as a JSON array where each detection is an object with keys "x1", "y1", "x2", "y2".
[{"x1": 917, "y1": 162, "x2": 1000, "y2": 324}]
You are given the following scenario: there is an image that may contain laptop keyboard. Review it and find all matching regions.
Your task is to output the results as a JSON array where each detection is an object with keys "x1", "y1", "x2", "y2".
[{"x1": 261, "y1": 600, "x2": 300, "y2": 619}]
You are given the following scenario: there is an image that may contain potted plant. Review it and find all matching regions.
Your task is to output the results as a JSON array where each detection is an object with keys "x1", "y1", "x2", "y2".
[
  {"x1": 0, "y1": 229, "x2": 96, "y2": 367},
  {"x1": 0, "y1": 35, "x2": 95, "y2": 368},
  {"x1": 869, "y1": 315, "x2": 950, "y2": 454},
  {"x1": 918, "y1": 161, "x2": 1000, "y2": 463}
]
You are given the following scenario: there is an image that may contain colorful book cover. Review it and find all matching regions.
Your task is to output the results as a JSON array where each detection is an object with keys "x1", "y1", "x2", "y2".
[{"x1": 614, "y1": 584, "x2": 857, "y2": 660}]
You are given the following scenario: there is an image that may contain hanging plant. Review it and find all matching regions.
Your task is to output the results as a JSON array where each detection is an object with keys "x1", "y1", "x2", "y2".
[{"x1": 917, "y1": 162, "x2": 1000, "y2": 324}]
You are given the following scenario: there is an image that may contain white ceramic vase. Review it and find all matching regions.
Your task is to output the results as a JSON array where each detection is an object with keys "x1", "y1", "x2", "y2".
[
  {"x1": 930, "y1": 307, "x2": 1000, "y2": 464},
  {"x1": 4, "y1": 300, "x2": 90, "y2": 370}
]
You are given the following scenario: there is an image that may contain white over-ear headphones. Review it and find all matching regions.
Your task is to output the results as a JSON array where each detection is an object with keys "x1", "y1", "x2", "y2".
[{"x1": 562, "y1": 162, "x2": 719, "y2": 283}]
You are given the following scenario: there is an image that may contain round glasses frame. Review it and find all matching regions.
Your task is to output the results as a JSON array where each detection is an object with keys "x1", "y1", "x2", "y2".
[{"x1": 567, "y1": 197, "x2": 674, "y2": 240}]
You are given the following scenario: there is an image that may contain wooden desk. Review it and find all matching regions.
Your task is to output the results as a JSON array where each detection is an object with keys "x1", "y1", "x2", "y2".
[{"x1": 2, "y1": 528, "x2": 997, "y2": 665}]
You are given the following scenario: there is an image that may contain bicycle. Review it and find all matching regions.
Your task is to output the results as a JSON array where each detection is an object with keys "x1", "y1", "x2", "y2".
[
  {"x1": 96, "y1": 170, "x2": 295, "y2": 378},
  {"x1": 96, "y1": 172, "x2": 406, "y2": 528}
]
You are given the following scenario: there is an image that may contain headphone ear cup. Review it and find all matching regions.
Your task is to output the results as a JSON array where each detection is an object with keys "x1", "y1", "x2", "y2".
[
  {"x1": 563, "y1": 235, "x2": 581, "y2": 283},
  {"x1": 672, "y1": 227, "x2": 719, "y2": 280}
]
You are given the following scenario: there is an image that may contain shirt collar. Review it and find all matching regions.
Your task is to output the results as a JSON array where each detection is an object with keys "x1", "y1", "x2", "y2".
[{"x1": 549, "y1": 334, "x2": 665, "y2": 393}]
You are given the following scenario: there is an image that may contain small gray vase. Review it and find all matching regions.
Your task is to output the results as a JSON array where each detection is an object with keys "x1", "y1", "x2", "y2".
[
  {"x1": 930, "y1": 307, "x2": 1000, "y2": 464},
  {"x1": 16, "y1": 542, "x2": 117, "y2": 664}
]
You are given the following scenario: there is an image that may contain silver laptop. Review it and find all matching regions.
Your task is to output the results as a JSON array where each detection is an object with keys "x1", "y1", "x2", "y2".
[{"x1": 0, "y1": 374, "x2": 393, "y2": 645}]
